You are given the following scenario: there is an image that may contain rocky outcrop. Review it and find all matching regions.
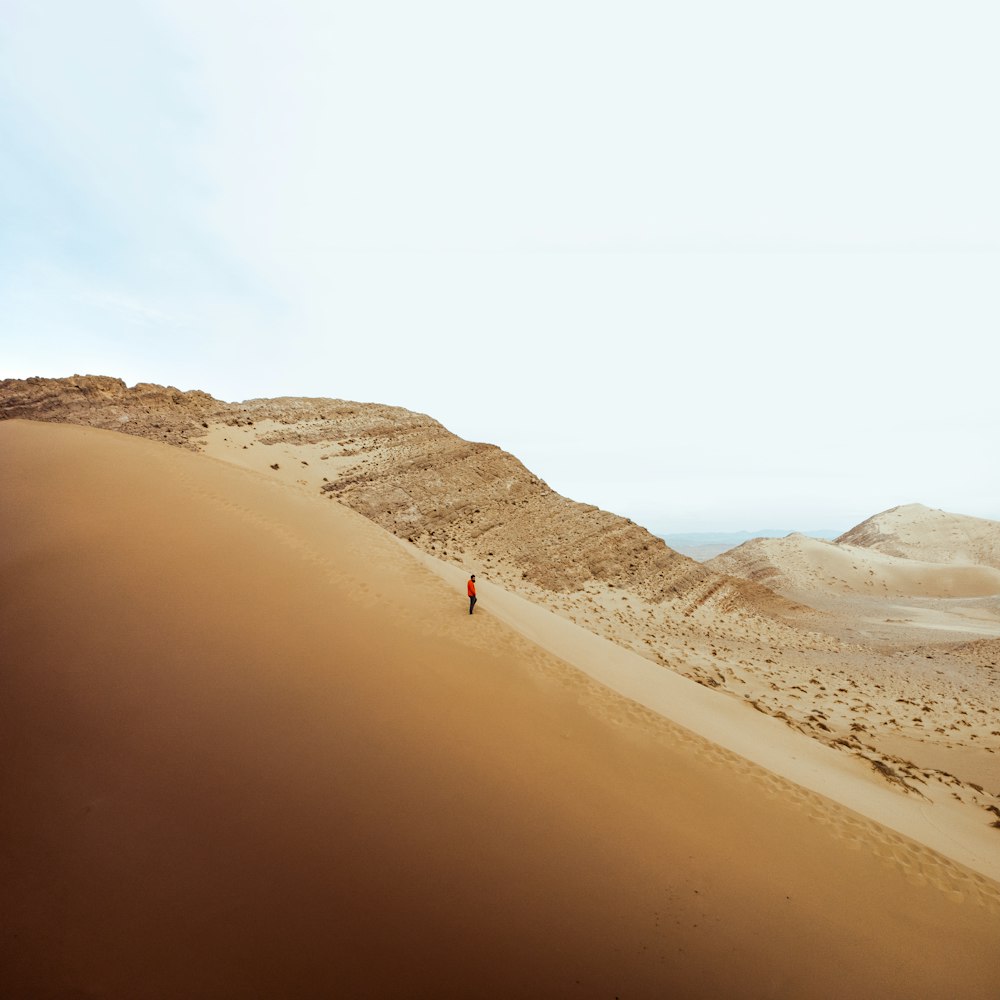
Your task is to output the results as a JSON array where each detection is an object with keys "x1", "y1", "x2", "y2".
[
  {"x1": 323, "y1": 431, "x2": 712, "y2": 600},
  {"x1": 0, "y1": 375, "x2": 219, "y2": 448}
]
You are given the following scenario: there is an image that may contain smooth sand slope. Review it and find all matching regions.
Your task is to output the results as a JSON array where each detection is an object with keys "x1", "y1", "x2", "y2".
[{"x1": 2, "y1": 420, "x2": 999, "y2": 999}]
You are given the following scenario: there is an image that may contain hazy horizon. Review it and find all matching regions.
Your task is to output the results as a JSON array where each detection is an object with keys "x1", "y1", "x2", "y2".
[
  {"x1": 4, "y1": 1, "x2": 998, "y2": 532},
  {"x1": 659, "y1": 527, "x2": 844, "y2": 542}
]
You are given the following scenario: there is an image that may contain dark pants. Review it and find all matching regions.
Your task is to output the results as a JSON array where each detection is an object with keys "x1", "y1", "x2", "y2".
[{"x1": 469, "y1": 595, "x2": 477, "y2": 615}]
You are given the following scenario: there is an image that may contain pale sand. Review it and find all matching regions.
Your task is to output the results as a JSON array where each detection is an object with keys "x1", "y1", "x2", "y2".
[
  {"x1": 709, "y1": 532, "x2": 1000, "y2": 600},
  {"x1": 409, "y1": 549, "x2": 1000, "y2": 882},
  {"x1": 837, "y1": 503, "x2": 1000, "y2": 569},
  {"x1": 2, "y1": 419, "x2": 999, "y2": 998}
]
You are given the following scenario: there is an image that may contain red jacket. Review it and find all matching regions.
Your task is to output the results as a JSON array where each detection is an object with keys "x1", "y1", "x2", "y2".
[{"x1": 467, "y1": 579, "x2": 476, "y2": 597}]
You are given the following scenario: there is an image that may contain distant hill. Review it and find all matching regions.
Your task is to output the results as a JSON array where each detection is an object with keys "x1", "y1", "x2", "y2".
[
  {"x1": 836, "y1": 503, "x2": 1000, "y2": 570},
  {"x1": 662, "y1": 529, "x2": 840, "y2": 563},
  {"x1": 707, "y1": 505, "x2": 1000, "y2": 600}
]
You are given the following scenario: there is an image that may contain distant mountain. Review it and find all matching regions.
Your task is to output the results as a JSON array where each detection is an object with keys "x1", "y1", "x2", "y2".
[{"x1": 661, "y1": 529, "x2": 840, "y2": 563}]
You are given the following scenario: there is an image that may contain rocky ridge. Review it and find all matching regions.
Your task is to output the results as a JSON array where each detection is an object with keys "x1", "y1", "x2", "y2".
[{"x1": 0, "y1": 375, "x2": 773, "y2": 616}]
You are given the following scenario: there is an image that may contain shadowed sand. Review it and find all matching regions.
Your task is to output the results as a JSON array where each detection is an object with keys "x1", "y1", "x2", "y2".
[{"x1": 2, "y1": 420, "x2": 999, "y2": 998}]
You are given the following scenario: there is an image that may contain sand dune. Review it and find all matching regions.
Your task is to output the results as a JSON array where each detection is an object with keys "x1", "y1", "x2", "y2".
[
  {"x1": 837, "y1": 503, "x2": 1000, "y2": 569},
  {"x1": 3, "y1": 418, "x2": 999, "y2": 998},
  {"x1": 708, "y1": 531, "x2": 1000, "y2": 600}
]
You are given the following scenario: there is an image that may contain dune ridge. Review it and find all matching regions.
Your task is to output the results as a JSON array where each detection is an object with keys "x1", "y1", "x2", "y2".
[{"x1": 3, "y1": 418, "x2": 1000, "y2": 998}]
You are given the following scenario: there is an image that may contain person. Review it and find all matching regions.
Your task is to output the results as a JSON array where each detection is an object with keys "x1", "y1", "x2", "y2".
[{"x1": 467, "y1": 574, "x2": 477, "y2": 615}]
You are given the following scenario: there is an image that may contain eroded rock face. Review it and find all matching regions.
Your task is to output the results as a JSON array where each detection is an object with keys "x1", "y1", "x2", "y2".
[
  {"x1": 0, "y1": 375, "x2": 219, "y2": 448},
  {"x1": 322, "y1": 430, "x2": 714, "y2": 601}
]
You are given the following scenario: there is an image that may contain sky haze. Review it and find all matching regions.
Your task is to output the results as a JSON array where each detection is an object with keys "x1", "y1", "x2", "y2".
[{"x1": 3, "y1": 1, "x2": 997, "y2": 531}]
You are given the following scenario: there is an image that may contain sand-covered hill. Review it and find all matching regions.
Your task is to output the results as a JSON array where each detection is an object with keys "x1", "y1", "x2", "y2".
[
  {"x1": 703, "y1": 512, "x2": 1000, "y2": 800},
  {"x1": 0, "y1": 375, "x2": 741, "y2": 607},
  {"x1": 708, "y1": 531, "x2": 1000, "y2": 600},
  {"x1": 4, "y1": 417, "x2": 1000, "y2": 998},
  {"x1": 4, "y1": 375, "x2": 999, "y2": 826},
  {"x1": 0, "y1": 375, "x2": 804, "y2": 693},
  {"x1": 837, "y1": 503, "x2": 1000, "y2": 569}
]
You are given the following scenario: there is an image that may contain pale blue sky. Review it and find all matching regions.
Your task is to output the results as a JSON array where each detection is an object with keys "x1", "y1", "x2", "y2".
[{"x1": 3, "y1": 1, "x2": 998, "y2": 531}]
